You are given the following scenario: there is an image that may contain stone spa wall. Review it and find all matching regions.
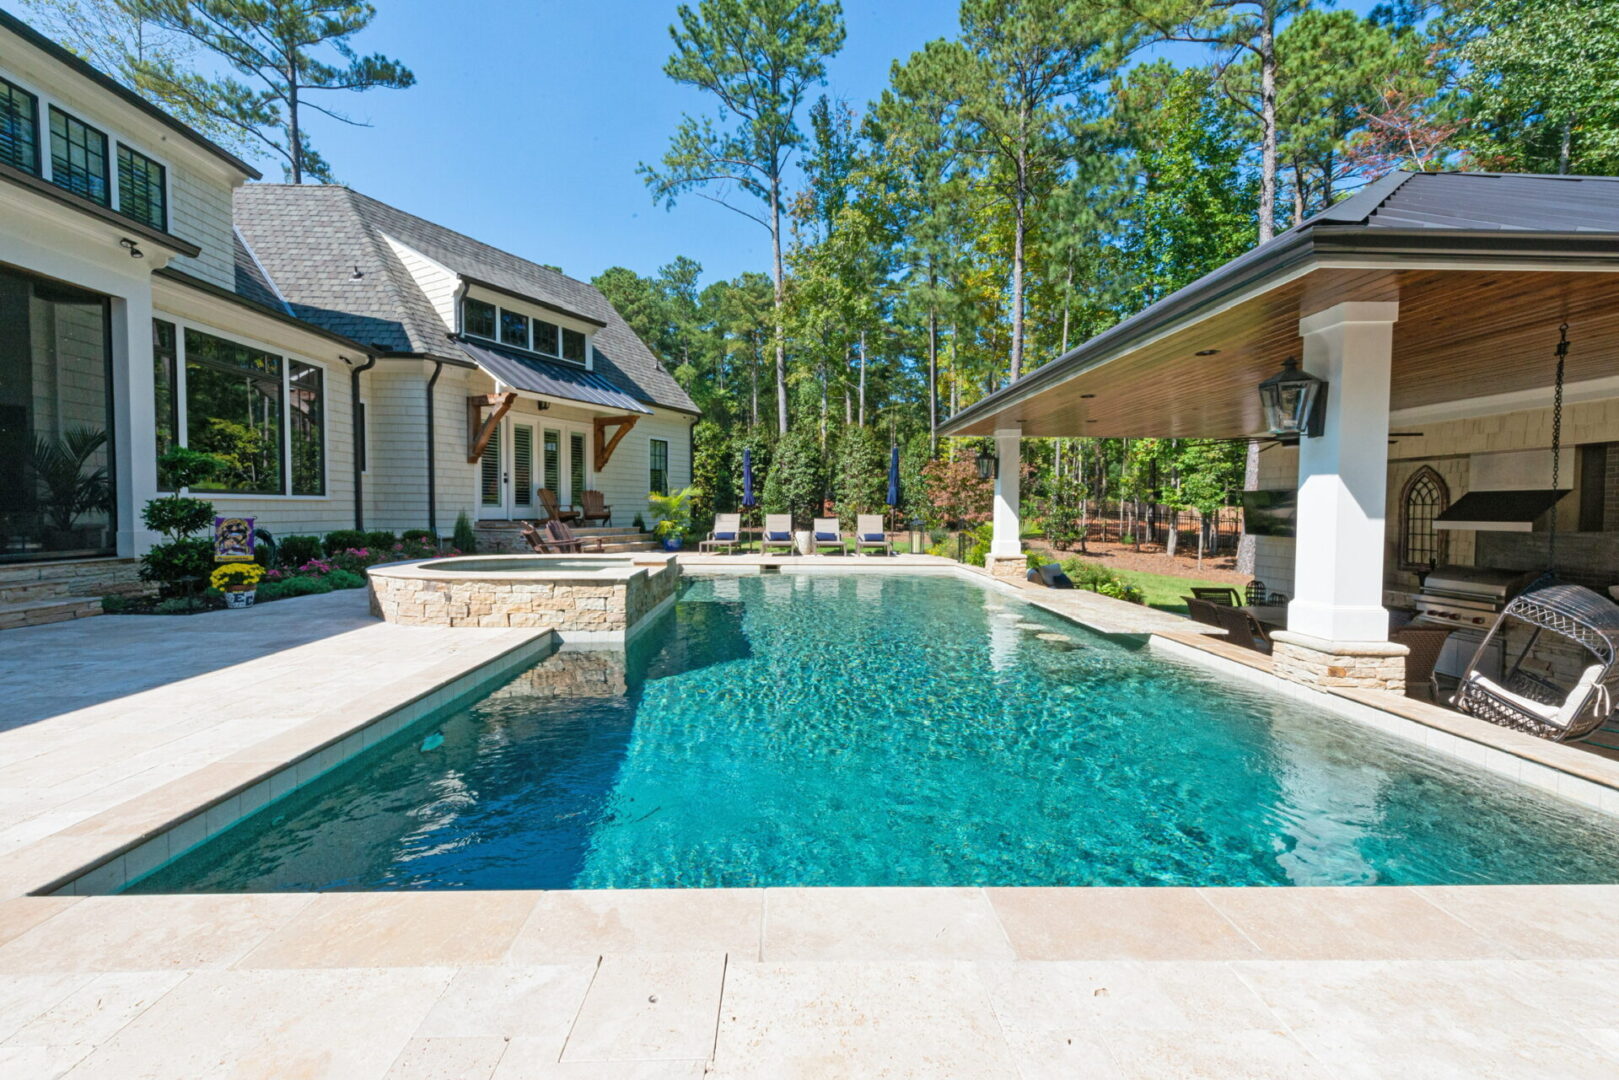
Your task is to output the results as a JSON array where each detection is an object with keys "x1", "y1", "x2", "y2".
[{"x1": 368, "y1": 556, "x2": 678, "y2": 636}]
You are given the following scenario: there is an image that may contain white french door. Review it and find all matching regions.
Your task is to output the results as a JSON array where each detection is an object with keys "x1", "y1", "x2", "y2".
[{"x1": 477, "y1": 418, "x2": 536, "y2": 519}]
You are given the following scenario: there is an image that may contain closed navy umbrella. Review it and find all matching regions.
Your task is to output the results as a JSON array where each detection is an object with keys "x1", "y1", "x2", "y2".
[
  {"x1": 742, "y1": 447, "x2": 756, "y2": 507},
  {"x1": 887, "y1": 445, "x2": 901, "y2": 526}
]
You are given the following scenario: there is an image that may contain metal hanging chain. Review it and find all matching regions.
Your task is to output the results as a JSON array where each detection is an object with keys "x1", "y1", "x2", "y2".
[{"x1": 1549, "y1": 322, "x2": 1569, "y2": 574}]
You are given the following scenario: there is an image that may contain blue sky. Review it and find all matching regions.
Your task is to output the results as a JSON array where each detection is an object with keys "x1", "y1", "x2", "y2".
[{"x1": 294, "y1": 0, "x2": 1377, "y2": 287}]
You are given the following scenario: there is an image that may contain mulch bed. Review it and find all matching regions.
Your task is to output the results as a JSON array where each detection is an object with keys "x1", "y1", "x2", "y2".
[{"x1": 1028, "y1": 539, "x2": 1249, "y2": 584}]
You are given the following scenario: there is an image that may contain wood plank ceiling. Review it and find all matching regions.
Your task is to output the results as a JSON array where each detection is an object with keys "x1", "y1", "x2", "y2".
[{"x1": 951, "y1": 267, "x2": 1619, "y2": 438}]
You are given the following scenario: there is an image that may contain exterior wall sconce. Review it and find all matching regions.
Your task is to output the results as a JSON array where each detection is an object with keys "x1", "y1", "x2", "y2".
[
  {"x1": 1258, "y1": 356, "x2": 1327, "y2": 441},
  {"x1": 976, "y1": 447, "x2": 998, "y2": 481},
  {"x1": 119, "y1": 238, "x2": 144, "y2": 259}
]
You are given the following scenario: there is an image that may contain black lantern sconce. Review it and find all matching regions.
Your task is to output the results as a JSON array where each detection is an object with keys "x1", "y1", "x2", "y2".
[
  {"x1": 1258, "y1": 356, "x2": 1327, "y2": 442},
  {"x1": 975, "y1": 446, "x2": 998, "y2": 481}
]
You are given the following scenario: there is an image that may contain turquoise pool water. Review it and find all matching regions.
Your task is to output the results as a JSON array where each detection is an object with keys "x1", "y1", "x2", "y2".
[{"x1": 128, "y1": 573, "x2": 1619, "y2": 892}]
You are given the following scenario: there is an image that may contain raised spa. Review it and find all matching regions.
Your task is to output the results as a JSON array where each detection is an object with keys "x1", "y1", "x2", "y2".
[{"x1": 367, "y1": 552, "x2": 678, "y2": 636}]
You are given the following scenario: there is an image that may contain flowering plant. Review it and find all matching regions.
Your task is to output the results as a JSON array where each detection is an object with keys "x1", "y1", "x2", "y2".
[{"x1": 209, "y1": 563, "x2": 266, "y2": 591}]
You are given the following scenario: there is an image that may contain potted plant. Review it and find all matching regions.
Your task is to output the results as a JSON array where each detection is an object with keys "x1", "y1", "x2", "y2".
[
  {"x1": 29, "y1": 427, "x2": 111, "y2": 552},
  {"x1": 211, "y1": 562, "x2": 267, "y2": 608},
  {"x1": 647, "y1": 486, "x2": 695, "y2": 551}
]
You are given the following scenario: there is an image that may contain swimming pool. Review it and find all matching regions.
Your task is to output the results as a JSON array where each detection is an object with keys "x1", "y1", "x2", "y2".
[{"x1": 128, "y1": 573, "x2": 1619, "y2": 891}]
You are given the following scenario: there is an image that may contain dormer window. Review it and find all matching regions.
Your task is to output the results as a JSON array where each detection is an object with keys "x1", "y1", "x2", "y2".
[
  {"x1": 462, "y1": 294, "x2": 588, "y2": 365},
  {"x1": 463, "y1": 296, "x2": 496, "y2": 339},
  {"x1": 562, "y1": 328, "x2": 587, "y2": 364},
  {"x1": 49, "y1": 105, "x2": 108, "y2": 205},
  {"x1": 0, "y1": 76, "x2": 39, "y2": 174},
  {"x1": 500, "y1": 309, "x2": 529, "y2": 348}
]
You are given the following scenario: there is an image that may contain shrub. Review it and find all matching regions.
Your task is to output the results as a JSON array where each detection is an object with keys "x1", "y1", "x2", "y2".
[
  {"x1": 277, "y1": 534, "x2": 323, "y2": 568},
  {"x1": 761, "y1": 426, "x2": 826, "y2": 529},
  {"x1": 138, "y1": 451, "x2": 219, "y2": 605},
  {"x1": 963, "y1": 522, "x2": 993, "y2": 567},
  {"x1": 322, "y1": 529, "x2": 366, "y2": 556},
  {"x1": 1058, "y1": 557, "x2": 1146, "y2": 605},
  {"x1": 329, "y1": 547, "x2": 376, "y2": 574},
  {"x1": 402, "y1": 528, "x2": 433, "y2": 544},
  {"x1": 1041, "y1": 472, "x2": 1086, "y2": 551},
  {"x1": 834, "y1": 425, "x2": 887, "y2": 519},
  {"x1": 323, "y1": 568, "x2": 367, "y2": 590},
  {"x1": 363, "y1": 529, "x2": 396, "y2": 549},
  {"x1": 261, "y1": 575, "x2": 333, "y2": 600},
  {"x1": 156, "y1": 595, "x2": 213, "y2": 614},
  {"x1": 452, "y1": 511, "x2": 477, "y2": 554},
  {"x1": 101, "y1": 595, "x2": 133, "y2": 614}
]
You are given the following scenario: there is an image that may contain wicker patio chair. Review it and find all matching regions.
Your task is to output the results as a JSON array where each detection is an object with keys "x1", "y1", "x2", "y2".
[
  {"x1": 1213, "y1": 603, "x2": 1271, "y2": 654},
  {"x1": 1388, "y1": 625, "x2": 1452, "y2": 700},
  {"x1": 1191, "y1": 586, "x2": 1241, "y2": 606},
  {"x1": 700, "y1": 513, "x2": 742, "y2": 554},
  {"x1": 1245, "y1": 580, "x2": 1268, "y2": 605},
  {"x1": 812, "y1": 517, "x2": 845, "y2": 555},
  {"x1": 1452, "y1": 581, "x2": 1619, "y2": 742},
  {"x1": 761, "y1": 515, "x2": 796, "y2": 556},
  {"x1": 578, "y1": 490, "x2": 612, "y2": 526},
  {"x1": 854, "y1": 515, "x2": 893, "y2": 556},
  {"x1": 1184, "y1": 596, "x2": 1223, "y2": 627},
  {"x1": 537, "y1": 488, "x2": 579, "y2": 523}
]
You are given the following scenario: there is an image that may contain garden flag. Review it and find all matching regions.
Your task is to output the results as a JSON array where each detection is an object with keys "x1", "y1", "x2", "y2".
[{"x1": 214, "y1": 517, "x2": 255, "y2": 562}]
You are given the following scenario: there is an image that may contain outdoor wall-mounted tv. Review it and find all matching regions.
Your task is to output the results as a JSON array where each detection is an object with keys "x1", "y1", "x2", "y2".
[{"x1": 1241, "y1": 490, "x2": 1296, "y2": 538}]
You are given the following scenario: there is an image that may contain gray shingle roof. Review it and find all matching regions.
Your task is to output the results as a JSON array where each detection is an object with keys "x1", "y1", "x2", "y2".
[
  {"x1": 232, "y1": 184, "x2": 697, "y2": 414},
  {"x1": 232, "y1": 230, "x2": 288, "y2": 313},
  {"x1": 1304, "y1": 170, "x2": 1619, "y2": 233},
  {"x1": 943, "y1": 169, "x2": 1619, "y2": 436}
]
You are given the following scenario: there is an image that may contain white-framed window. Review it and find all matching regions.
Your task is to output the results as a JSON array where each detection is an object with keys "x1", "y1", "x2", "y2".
[
  {"x1": 460, "y1": 294, "x2": 591, "y2": 367},
  {"x1": 153, "y1": 316, "x2": 330, "y2": 498},
  {"x1": 0, "y1": 65, "x2": 171, "y2": 230}
]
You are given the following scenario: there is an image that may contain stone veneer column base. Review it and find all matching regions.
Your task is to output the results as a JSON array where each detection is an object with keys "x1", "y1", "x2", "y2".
[
  {"x1": 984, "y1": 554, "x2": 1027, "y2": 581},
  {"x1": 1270, "y1": 630, "x2": 1408, "y2": 694}
]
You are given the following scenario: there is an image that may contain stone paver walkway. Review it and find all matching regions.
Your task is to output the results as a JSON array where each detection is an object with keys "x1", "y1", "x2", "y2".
[{"x1": 1, "y1": 884, "x2": 1618, "y2": 1078}]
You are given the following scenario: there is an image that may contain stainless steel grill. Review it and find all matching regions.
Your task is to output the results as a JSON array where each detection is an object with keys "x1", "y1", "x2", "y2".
[{"x1": 1413, "y1": 566, "x2": 1535, "y2": 630}]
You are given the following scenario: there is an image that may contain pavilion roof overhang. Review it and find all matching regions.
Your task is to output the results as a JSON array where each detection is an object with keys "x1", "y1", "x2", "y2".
[{"x1": 942, "y1": 214, "x2": 1619, "y2": 442}]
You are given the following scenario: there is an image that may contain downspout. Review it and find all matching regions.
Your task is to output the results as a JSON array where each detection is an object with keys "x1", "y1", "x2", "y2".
[
  {"x1": 350, "y1": 353, "x2": 378, "y2": 529},
  {"x1": 426, "y1": 359, "x2": 444, "y2": 538}
]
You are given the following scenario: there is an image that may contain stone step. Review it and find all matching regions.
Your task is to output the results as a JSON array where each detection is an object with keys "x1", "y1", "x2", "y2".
[
  {"x1": 0, "y1": 572, "x2": 148, "y2": 605},
  {"x1": 0, "y1": 595, "x2": 104, "y2": 631}
]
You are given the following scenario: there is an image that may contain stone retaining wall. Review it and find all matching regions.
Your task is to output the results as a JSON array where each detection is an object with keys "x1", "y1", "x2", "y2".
[{"x1": 368, "y1": 559, "x2": 678, "y2": 635}]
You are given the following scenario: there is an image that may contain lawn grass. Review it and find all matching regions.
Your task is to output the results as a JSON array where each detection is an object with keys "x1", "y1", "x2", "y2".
[{"x1": 1072, "y1": 563, "x2": 1236, "y2": 615}]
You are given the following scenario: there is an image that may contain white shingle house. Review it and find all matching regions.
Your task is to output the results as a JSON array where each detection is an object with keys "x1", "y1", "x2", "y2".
[{"x1": 0, "y1": 11, "x2": 696, "y2": 624}]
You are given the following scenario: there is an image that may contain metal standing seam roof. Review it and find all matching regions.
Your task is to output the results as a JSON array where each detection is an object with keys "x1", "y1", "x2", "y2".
[
  {"x1": 457, "y1": 340, "x2": 651, "y2": 415},
  {"x1": 940, "y1": 170, "x2": 1619, "y2": 436}
]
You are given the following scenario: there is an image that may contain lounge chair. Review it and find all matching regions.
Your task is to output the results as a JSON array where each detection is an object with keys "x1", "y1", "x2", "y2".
[
  {"x1": 537, "y1": 487, "x2": 579, "y2": 524},
  {"x1": 1191, "y1": 586, "x2": 1241, "y2": 606},
  {"x1": 700, "y1": 513, "x2": 743, "y2": 554},
  {"x1": 1028, "y1": 564, "x2": 1074, "y2": 588},
  {"x1": 761, "y1": 514, "x2": 796, "y2": 556},
  {"x1": 578, "y1": 490, "x2": 612, "y2": 526},
  {"x1": 1212, "y1": 603, "x2": 1271, "y2": 654},
  {"x1": 1184, "y1": 596, "x2": 1223, "y2": 627},
  {"x1": 546, "y1": 519, "x2": 605, "y2": 553},
  {"x1": 812, "y1": 517, "x2": 844, "y2": 555},
  {"x1": 854, "y1": 515, "x2": 892, "y2": 556}
]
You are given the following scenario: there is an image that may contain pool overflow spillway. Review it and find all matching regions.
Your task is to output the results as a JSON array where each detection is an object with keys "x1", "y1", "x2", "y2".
[
  {"x1": 89, "y1": 572, "x2": 1619, "y2": 895},
  {"x1": 367, "y1": 553, "x2": 679, "y2": 638}
]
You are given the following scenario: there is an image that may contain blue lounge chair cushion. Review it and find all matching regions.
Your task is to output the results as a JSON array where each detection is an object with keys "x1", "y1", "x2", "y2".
[
  {"x1": 766, "y1": 531, "x2": 791, "y2": 541},
  {"x1": 815, "y1": 531, "x2": 838, "y2": 542},
  {"x1": 713, "y1": 531, "x2": 736, "y2": 541},
  {"x1": 861, "y1": 532, "x2": 885, "y2": 542}
]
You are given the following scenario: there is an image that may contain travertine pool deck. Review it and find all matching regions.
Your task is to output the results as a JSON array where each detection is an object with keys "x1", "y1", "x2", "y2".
[{"x1": 3, "y1": 582, "x2": 1619, "y2": 1077}]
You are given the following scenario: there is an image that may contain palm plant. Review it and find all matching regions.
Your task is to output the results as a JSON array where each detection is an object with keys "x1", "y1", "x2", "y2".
[
  {"x1": 29, "y1": 427, "x2": 110, "y2": 532},
  {"x1": 647, "y1": 486, "x2": 696, "y2": 540}
]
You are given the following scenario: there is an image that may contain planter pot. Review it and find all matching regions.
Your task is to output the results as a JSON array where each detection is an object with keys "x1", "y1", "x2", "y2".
[
  {"x1": 662, "y1": 536, "x2": 684, "y2": 552},
  {"x1": 794, "y1": 530, "x2": 815, "y2": 556},
  {"x1": 224, "y1": 588, "x2": 256, "y2": 609}
]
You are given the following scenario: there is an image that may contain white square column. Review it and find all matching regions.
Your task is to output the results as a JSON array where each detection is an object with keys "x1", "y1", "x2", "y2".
[
  {"x1": 985, "y1": 427, "x2": 1025, "y2": 580},
  {"x1": 1285, "y1": 301, "x2": 1399, "y2": 644}
]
